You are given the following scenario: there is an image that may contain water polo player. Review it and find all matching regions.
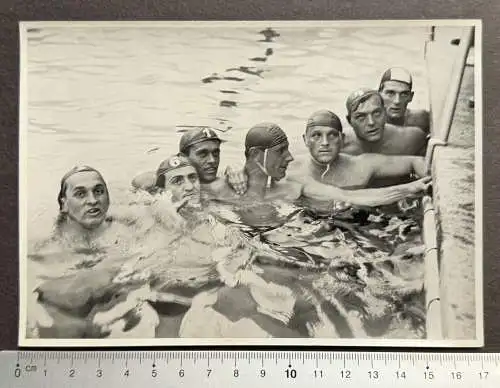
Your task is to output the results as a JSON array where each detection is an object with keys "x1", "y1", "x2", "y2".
[
  {"x1": 132, "y1": 127, "x2": 248, "y2": 196},
  {"x1": 299, "y1": 109, "x2": 427, "y2": 188},
  {"x1": 378, "y1": 67, "x2": 430, "y2": 133},
  {"x1": 342, "y1": 88, "x2": 428, "y2": 156},
  {"x1": 56, "y1": 165, "x2": 111, "y2": 232}
]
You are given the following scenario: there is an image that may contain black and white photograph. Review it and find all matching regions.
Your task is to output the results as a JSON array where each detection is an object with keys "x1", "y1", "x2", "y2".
[{"x1": 19, "y1": 20, "x2": 483, "y2": 347}]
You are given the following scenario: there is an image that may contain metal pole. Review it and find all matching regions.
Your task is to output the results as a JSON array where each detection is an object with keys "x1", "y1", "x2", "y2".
[
  {"x1": 422, "y1": 195, "x2": 443, "y2": 339},
  {"x1": 424, "y1": 26, "x2": 474, "y2": 173},
  {"x1": 421, "y1": 25, "x2": 474, "y2": 340}
]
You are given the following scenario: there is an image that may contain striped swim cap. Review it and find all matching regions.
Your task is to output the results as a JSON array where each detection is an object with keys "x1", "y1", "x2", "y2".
[{"x1": 379, "y1": 67, "x2": 413, "y2": 89}]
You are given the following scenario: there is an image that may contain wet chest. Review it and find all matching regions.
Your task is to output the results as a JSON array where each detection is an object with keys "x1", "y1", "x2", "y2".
[{"x1": 314, "y1": 165, "x2": 371, "y2": 189}]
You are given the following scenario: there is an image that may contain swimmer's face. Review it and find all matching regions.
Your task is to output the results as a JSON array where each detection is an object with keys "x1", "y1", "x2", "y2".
[
  {"x1": 349, "y1": 95, "x2": 386, "y2": 143},
  {"x1": 185, "y1": 140, "x2": 221, "y2": 184},
  {"x1": 380, "y1": 80, "x2": 414, "y2": 120},
  {"x1": 303, "y1": 125, "x2": 343, "y2": 164},
  {"x1": 162, "y1": 165, "x2": 201, "y2": 206},
  {"x1": 262, "y1": 141, "x2": 294, "y2": 180},
  {"x1": 60, "y1": 171, "x2": 110, "y2": 230}
]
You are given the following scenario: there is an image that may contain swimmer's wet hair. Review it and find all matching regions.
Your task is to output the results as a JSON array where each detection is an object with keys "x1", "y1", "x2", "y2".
[{"x1": 57, "y1": 165, "x2": 108, "y2": 211}]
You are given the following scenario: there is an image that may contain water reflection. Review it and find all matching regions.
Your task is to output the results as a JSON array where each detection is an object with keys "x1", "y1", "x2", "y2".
[
  {"x1": 200, "y1": 28, "x2": 278, "y2": 111},
  {"x1": 28, "y1": 189, "x2": 426, "y2": 340},
  {"x1": 258, "y1": 27, "x2": 281, "y2": 43}
]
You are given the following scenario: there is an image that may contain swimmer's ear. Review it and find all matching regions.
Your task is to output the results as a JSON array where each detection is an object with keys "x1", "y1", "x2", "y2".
[
  {"x1": 302, "y1": 133, "x2": 308, "y2": 145},
  {"x1": 247, "y1": 147, "x2": 261, "y2": 159},
  {"x1": 409, "y1": 91, "x2": 414, "y2": 102}
]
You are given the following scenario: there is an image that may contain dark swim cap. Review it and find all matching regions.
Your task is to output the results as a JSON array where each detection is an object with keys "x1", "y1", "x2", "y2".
[
  {"x1": 155, "y1": 154, "x2": 195, "y2": 188},
  {"x1": 345, "y1": 88, "x2": 382, "y2": 117},
  {"x1": 179, "y1": 127, "x2": 225, "y2": 154},
  {"x1": 57, "y1": 166, "x2": 107, "y2": 210},
  {"x1": 306, "y1": 110, "x2": 343, "y2": 132},
  {"x1": 245, "y1": 122, "x2": 288, "y2": 153}
]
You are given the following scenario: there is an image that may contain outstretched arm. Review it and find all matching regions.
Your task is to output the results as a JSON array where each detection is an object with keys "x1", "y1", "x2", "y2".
[
  {"x1": 291, "y1": 175, "x2": 431, "y2": 207},
  {"x1": 366, "y1": 154, "x2": 427, "y2": 180}
]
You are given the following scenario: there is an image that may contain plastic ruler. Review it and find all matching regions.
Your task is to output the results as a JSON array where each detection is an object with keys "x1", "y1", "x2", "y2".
[{"x1": 1, "y1": 351, "x2": 498, "y2": 387}]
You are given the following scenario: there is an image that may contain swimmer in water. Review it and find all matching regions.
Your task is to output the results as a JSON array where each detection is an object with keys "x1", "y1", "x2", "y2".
[
  {"x1": 342, "y1": 88, "x2": 428, "y2": 156},
  {"x1": 378, "y1": 67, "x2": 430, "y2": 134},
  {"x1": 28, "y1": 166, "x2": 145, "y2": 339},
  {"x1": 32, "y1": 165, "x2": 138, "y2": 251},
  {"x1": 214, "y1": 122, "x2": 431, "y2": 210},
  {"x1": 154, "y1": 154, "x2": 202, "y2": 210},
  {"x1": 132, "y1": 127, "x2": 247, "y2": 196},
  {"x1": 294, "y1": 109, "x2": 427, "y2": 188}
]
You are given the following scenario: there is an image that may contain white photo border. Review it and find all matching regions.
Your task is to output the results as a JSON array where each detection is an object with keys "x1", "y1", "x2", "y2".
[{"x1": 18, "y1": 19, "x2": 484, "y2": 348}]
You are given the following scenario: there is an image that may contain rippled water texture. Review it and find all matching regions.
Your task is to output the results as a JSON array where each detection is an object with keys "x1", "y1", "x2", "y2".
[{"x1": 26, "y1": 25, "x2": 431, "y2": 235}]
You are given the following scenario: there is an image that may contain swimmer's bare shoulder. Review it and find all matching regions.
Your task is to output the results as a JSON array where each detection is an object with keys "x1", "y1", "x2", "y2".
[
  {"x1": 271, "y1": 178, "x2": 304, "y2": 202},
  {"x1": 385, "y1": 123, "x2": 427, "y2": 155},
  {"x1": 202, "y1": 177, "x2": 239, "y2": 201},
  {"x1": 402, "y1": 124, "x2": 428, "y2": 155},
  {"x1": 407, "y1": 109, "x2": 430, "y2": 134},
  {"x1": 341, "y1": 130, "x2": 363, "y2": 155},
  {"x1": 286, "y1": 156, "x2": 309, "y2": 176}
]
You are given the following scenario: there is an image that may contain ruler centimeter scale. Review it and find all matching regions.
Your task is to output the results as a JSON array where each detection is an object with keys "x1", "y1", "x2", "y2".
[{"x1": 1, "y1": 351, "x2": 499, "y2": 387}]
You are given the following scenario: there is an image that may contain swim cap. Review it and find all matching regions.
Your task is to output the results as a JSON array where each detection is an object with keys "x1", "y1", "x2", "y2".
[
  {"x1": 306, "y1": 110, "x2": 343, "y2": 132},
  {"x1": 179, "y1": 127, "x2": 225, "y2": 154},
  {"x1": 245, "y1": 122, "x2": 288, "y2": 152},
  {"x1": 379, "y1": 67, "x2": 413, "y2": 90},
  {"x1": 155, "y1": 154, "x2": 194, "y2": 188},
  {"x1": 345, "y1": 88, "x2": 382, "y2": 117},
  {"x1": 57, "y1": 166, "x2": 106, "y2": 210}
]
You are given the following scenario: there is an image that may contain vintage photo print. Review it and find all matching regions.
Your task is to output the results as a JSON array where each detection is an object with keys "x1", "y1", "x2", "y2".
[{"x1": 18, "y1": 20, "x2": 483, "y2": 347}]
